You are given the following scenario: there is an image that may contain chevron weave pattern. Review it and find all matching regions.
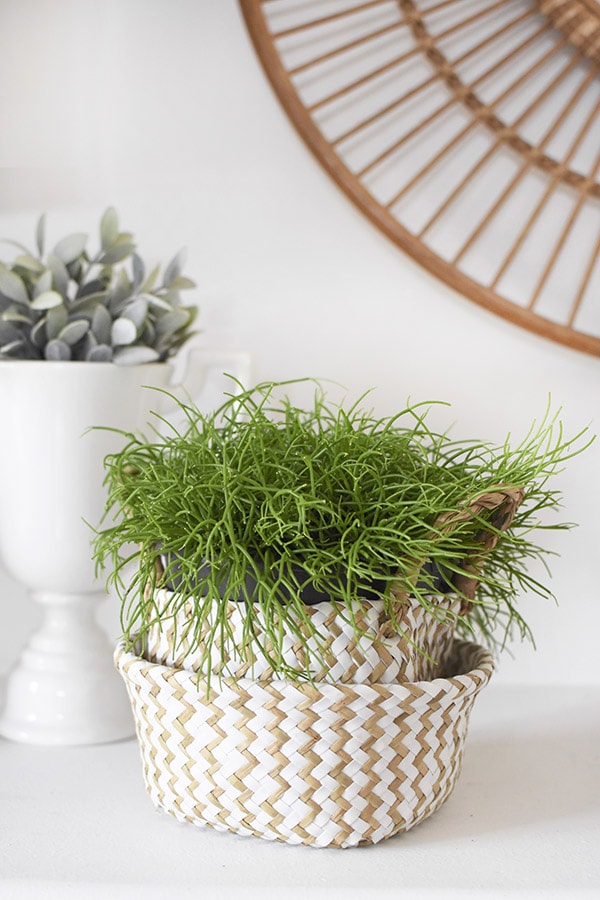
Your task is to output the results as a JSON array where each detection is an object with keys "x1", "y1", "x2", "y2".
[
  {"x1": 116, "y1": 638, "x2": 493, "y2": 848},
  {"x1": 144, "y1": 589, "x2": 462, "y2": 684}
]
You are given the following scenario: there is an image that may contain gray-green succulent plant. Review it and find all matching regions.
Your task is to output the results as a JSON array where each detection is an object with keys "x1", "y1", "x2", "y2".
[{"x1": 0, "y1": 208, "x2": 198, "y2": 364}]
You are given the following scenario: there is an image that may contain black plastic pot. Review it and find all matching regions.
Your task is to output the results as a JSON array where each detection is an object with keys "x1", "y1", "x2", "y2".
[
  {"x1": 159, "y1": 551, "x2": 453, "y2": 606},
  {"x1": 159, "y1": 552, "x2": 390, "y2": 606}
]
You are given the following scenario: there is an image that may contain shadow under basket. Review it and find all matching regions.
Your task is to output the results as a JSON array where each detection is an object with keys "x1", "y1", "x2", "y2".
[{"x1": 115, "y1": 637, "x2": 494, "y2": 849}]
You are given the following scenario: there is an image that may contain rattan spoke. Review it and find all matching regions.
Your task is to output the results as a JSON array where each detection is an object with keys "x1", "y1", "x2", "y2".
[
  {"x1": 271, "y1": 0, "x2": 393, "y2": 39},
  {"x1": 307, "y1": 0, "x2": 524, "y2": 113},
  {"x1": 289, "y1": 20, "x2": 406, "y2": 77},
  {"x1": 386, "y1": 24, "x2": 563, "y2": 207},
  {"x1": 451, "y1": 47, "x2": 588, "y2": 266},
  {"x1": 491, "y1": 83, "x2": 600, "y2": 290},
  {"x1": 569, "y1": 228, "x2": 600, "y2": 325},
  {"x1": 333, "y1": 5, "x2": 535, "y2": 147},
  {"x1": 528, "y1": 144, "x2": 600, "y2": 309}
]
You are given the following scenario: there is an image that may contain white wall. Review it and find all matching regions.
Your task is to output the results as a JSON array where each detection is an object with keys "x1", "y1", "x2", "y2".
[{"x1": 0, "y1": 0, "x2": 598, "y2": 685}]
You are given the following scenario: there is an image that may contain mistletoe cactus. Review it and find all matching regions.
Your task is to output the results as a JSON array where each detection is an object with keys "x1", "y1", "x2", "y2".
[
  {"x1": 94, "y1": 379, "x2": 591, "y2": 683},
  {"x1": 0, "y1": 208, "x2": 198, "y2": 364}
]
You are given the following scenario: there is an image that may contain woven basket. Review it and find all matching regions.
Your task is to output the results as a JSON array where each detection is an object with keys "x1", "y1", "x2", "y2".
[
  {"x1": 143, "y1": 587, "x2": 462, "y2": 683},
  {"x1": 116, "y1": 637, "x2": 494, "y2": 848},
  {"x1": 142, "y1": 487, "x2": 523, "y2": 684}
]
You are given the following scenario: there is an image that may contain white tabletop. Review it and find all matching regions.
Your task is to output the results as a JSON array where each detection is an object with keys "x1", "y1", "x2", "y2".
[{"x1": 1, "y1": 683, "x2": 599, "y2": 900}]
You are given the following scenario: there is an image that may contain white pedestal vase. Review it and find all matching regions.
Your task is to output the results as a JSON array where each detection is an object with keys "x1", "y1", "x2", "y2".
[{"x1": 0, "y1": 350, "x2": 250, "y2": 745}]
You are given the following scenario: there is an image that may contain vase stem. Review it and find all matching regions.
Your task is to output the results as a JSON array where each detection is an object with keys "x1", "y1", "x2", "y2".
[{"x1": 0, "y1": 592, "x2": 133, "y2": 745}]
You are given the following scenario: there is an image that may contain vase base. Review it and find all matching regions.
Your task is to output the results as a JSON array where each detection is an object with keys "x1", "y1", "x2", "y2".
[
  {"x1": 0, "y1": 716, "x2": 134, "y2": 746},
  {"x1": 0, "y1": 671, "x2": 135, "y2": 745},
  {"x1": 0, "y1": 659, "x2": 135, "y2": 746}
]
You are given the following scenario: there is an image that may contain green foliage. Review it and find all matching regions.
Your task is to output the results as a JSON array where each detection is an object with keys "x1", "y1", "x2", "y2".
[
  {"x1": 93, "y1": 378, "x2": 591, "y2": 682},
  {"x1": 0, "y1": 208, "x2": 198, "y2": 363}
]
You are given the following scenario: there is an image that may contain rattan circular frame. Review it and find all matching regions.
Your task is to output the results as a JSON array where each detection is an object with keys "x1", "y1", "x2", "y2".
[{"x1": 240, "y1": 0, "x2": 600, "y2": 356}]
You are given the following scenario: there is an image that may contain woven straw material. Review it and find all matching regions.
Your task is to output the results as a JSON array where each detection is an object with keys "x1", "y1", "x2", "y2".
[
  {"x1": 538, "y1": 0, "x2": 600, "y2": 63},
  {"x1": 143, "y1": 588, "x2": 461, "y2": 684},
  {"x1": 116, "y1": 638, "x2": 494, "y2": 848}
]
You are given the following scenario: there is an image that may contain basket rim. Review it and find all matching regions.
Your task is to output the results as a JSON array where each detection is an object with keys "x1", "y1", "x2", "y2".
[{"x1": 115, "y1": 636, "x2": 495, "y2": 701}]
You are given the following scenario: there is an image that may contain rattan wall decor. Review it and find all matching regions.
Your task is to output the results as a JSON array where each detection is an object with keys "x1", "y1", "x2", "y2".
[{"x1": 240, "y1": 0, "x2": 600, "y2": 356}]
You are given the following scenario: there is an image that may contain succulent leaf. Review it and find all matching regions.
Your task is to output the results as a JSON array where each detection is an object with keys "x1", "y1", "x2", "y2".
[
  {"x1": 1, "y1": 239, "x2": 31, "y2": 256},
  {"x1": 31, "y1": 290, "x2": 64, "y2": 311},
  {"x1": 139, "y1": 291, "x2": 172, "y2": 311},
  {"x1": 45, "y1": 339, "x2": 71, "y2": 361},
  {"x1": 87, "y1": 344, "x2": 113, "y2": 362},
  {"x1": 111, "y1": 316, "x2": 137, "y2": 346},
  {"x1": 47, "y1": 252, "x2": 70, "y2": 298},
  {"x1": 36, "y1": 213, "x2": 46, "y2": 257},
  {"x1": 33, "y1": 269, "x2": 53, "y2": 297},
  {"x1": 2, "y1": 307, "x2": 33, "y2": 324},
  {"x1": 30, "y1": 318, "x2": 47, "y2": 349},
  {"x1": 110, "y1": 268, "x2": 132, "y2": 311},
  {"x1": 58, "y1": 319, "x2": 89, "y2": 346},
  {"x1": 113, "y1": 345, "x2": 160, "y2": 365},
  {"x1": 163, "y1": 248, "x2": 187, "y2": 287},
  {"x1": 0, "y1": 339, "x2": 27, "y2": 357},
  {"x1": 131, "y1": 253, "x2": 145, "y2": 292},
  {"x1": 140, "y1": 320, "x2": 156, "y2": 346},
  {"x1": 66, "y1": 258, "x2": 83, "y2": 282},
  {"x1": 91, "y1": 304, "x2": 112, "y2": 344},
  {"x1": 14, "y1": 254, "x2": 45, "y2": 275},
  {"x1": 122, "y1": 297, "x2": 148, "y2": 332},
  {"x1": 46, "y1": 305, "x2": 69, "y2": 340},
  {"x1": 0, "y1": 267, "x2": 29, "y2": 305},
  {"x1": 80, "y1": 331, "x2": 98, "y2": 359},
  {"x1": 76, "y1": 278, "x2": 107, "y2": 299},
  {"x1": 98, "y1": 242, "x2": 135, "y2": 266},
  {"x1": 53, "y1": 232, "x2": 88, "y2": 265},
  {"x1": 71, "y1": 292, "x2": 108, "y2": 314},
  {"x1": 168, "y1": 275, "x2": 196, "y2": 291},
  {"x1": 156, "y1": 308, "x2": 193, "y2": 338},
  {"x1": 140, "y1": 263, "x2": 160, "y2": 293},
  {"x1": 100, "y1": 207, "x2": 119, "y2": 250}
]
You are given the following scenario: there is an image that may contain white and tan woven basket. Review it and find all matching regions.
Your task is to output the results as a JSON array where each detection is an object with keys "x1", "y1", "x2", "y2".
[
  {"x1": 116, "y1": 637, "x2": 494, "y2": 849},
  {"x1": 143, "y1": 587, "x2": 462, "y2": 683}
]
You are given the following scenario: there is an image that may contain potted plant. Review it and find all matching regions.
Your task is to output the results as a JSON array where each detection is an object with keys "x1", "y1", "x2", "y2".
[
  {"x1": 95, "y1": 379, "x2": 588, "y2": 847},
  {"x1": 0, "y1": 206, "x2": 198, "y2": 364},
  {"x1": 0, "y1": 209, "x2": 249, "y2": 746}
]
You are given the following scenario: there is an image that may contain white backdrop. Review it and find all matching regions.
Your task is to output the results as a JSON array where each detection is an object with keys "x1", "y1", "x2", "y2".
[{"x1": 0, "y1": 0, "x2": 598, "y2": 685}]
